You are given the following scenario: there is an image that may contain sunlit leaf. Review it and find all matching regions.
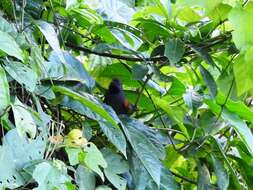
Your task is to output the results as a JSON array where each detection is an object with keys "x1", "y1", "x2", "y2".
[
  {"x1": 53, "y1": 86, "x2": 119, "y2": 128},
  {"x1": 4, "y1": 61, "x2": 37, "y2": 92},
  {"x1": 228, "y1": 3, "x2": 253, "y2": 50},
  {"x1": 83, "y1": 142, "x2": 107, "y2": 181},
  {"x1": 36, "y1": 20, "x2": 65, "y2": 63},
  {"x1": 0, "y1": 31, "x2": 23, "y2": 61},
  {"x1": 0, "y1": 65, "x2": 10, "y2": 115},
  {"x1": 12, "y1": 98, "x2": 37, "y2": 139}
]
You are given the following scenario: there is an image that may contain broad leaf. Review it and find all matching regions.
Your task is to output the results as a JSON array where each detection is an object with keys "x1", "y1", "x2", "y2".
[
  {"x1": 189, "y1": 44, "x2": 215, "y2": 67},
  {"x1": 228, "y1": 3, "x2": 253, "y2": 50},
  {"x1": 0, "y1": 65, "x2": 10, "y2": 115},
  {"x1": 211, "y1": 155, "x2": 229, "y2": 190},
  {"x1": 33, "y1": 161, "x2": 71, "y2": 190},
  {"x1": 83, "y1": 142, "x2": 107, "y2": 181},
  {"x1": 121, "y1": 117, "x2": 162, "y2": 186},
  {"x1": 76, "y1": 165, "x2": 96, "y2": 190},
  {"x1": 165, "y1": 38, "x2": 185, "y2": 65},
  {"x1": 4, "y1": 61, "x2": 37, "y2": 92},
  {"x1": 12, "y1": 98, "x2": 37, "y2": 139},
  {"x1": 0, "y1": 30, "x2": 23, "y2": 61},
  {"x1": 53, "y1": 86, "x2": 119, "y2": 128},
  {"x1": 36, "y1": 20, "x2": 65, "y2": 63},
  {"x1": 233, "y1": 51, "x2": 253, "y2": 95},
  {"x1": 222, "y1": 109, "x2": 253, "y2": 156},
  {"x1": 199, "y1": 64, "x2": 217, "y2": 98},
  {"x1": 197, "y1": 163, "x2": 213, "y2": 190},
  {"x1": 102, "y1": 149, "x2": 129, "y2": 190}
]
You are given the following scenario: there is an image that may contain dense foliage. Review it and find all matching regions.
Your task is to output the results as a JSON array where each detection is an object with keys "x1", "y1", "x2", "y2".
[{"x1": 0, "y1": 0, "x2": 253, "y2": 189}]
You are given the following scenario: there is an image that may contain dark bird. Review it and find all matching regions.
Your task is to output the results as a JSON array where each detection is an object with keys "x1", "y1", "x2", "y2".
[{"x1": 104, "y1": 79, "x2": 136, "y2": 115}]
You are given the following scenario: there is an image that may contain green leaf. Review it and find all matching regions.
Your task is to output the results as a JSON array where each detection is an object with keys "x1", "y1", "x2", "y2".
[
  {"x1": 0, "y1": 128, "x2": 46, "y2": 189},
  {"x1": 0, "y1": 65, "x2": 10, "y2": 115},
  {"x1": 0, "y1": 30, "x2": 23, "y2": 61},
  {"x1": 102, "y1": 149, "x2": 129, "y2": 190},
  {"x1": 210, "y1": 137, "x2": 242, "y2": 190},
  {"x1": 152, "y1": 96, "x2": 189, "y2": 138},
  {"x1": 4, "y1": 61, "x2": 38, "y2": 92},
  {"x1": 165, "y1": 38, "x2": 185, "y2": 65},
  {"x1": 128, "y1": 150, "x2": 179, "y2": 190},
  {"x1": 189, "y1": 44, "x2": 215, "y2": 67},
  {"x1": 132, "y1": 64, "x2": 149, "y2": 80},
  {"x1": 0, "y1": 16, "x2": 15, "y2": 33},
  {"x1": 0, "y1": 146, "x2": 24, "y2": 189},
  {"x1": 33, "y1": 160, "x2": 71, "y2": 190},
  {"x1": 48, "y1": 52, "x2": 95, "y2": 89},
  {"x1": 12, "y1": 98, "x2": 37, "y2": 139},
  {"x1": 167, "y1": 76, "x2": 186, "y2": 96},
  {"x1": 36, "y1": 20, "x2": 65, "y2": 63},
  {"x1": 216, "y1": 93, "x2": 253, "y2": 123},
  {"x1": 228, "y1": 3, "x2": 253, "y2": 50},
  {"x1": 221, "y1": 109, "x2": 253, "y2": 156},
  {"x1": 83, "y1": 142, "x2": 107, "y2": 181},
  {"x1": 121, "y1": 118, "x2": 162, "y2": 186},
  {"x1": 178, "y1": 7, "x2": 202, "y2": 22},
  {"x1": 199, "y1": 64, "x2": 217, "y2": 98},
  {"x1": 53, "y1": 86, "x2": 119, "y2": 128},
  {"x1": 197, "y1": 163, "x2": 213, "y2": 190},
  {"x1": 233, "y1": 51, "x2": 253, "y2": 95},
  {"x1": 76, "y1": 165, "x2": 96, "y2": 190},
  {"x1": 177, "y1": 0, "x2": 222, "y2": 14},
  {"x1": 211, "y1": 155, "x2": 229, "y2": 190},
  {"x1": 65, "y1": 148, "x2": 82, "y2": 166},
  {"x1": 3, "y1": 128, "x2": 46, "y2": 168},
  {"x1": 96, "y1": 185, "x2": 112, "y2": 190}
]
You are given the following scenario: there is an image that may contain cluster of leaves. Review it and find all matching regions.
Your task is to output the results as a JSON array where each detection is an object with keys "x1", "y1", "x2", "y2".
[{"x1": 0, "y1": 0, "x2": 253, "y2": 189}]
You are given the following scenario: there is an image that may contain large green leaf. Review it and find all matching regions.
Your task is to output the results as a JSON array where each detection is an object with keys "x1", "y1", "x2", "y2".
[
  {"x1": 164, "y1": 38, "x2": 185, "y2": 65},
  {"x1": 76, "y1": 165, "x2": 96, "y2": 190},
  {"x1": 128, "y1": 150, "x2": 179, "y2": 190},
  {"x1": 33, "y1": 161, "x2": 71, "y2": 190},
  {"x1": 221, "y1": 109, "x2": 253, "y2": 156},
  {"x1": 233, "y1": 50, "x2": 253, "y2": 95},
  {"x1": 0, "y1": 128, "x2": 46, "y2": 189},
  {"x1": 206, "y1": 98, "x2": 253, "y2": 156},
  {"x1": 216, "y1": 93, "x2": 253, "y2": 123},
  {"x1": 53, "y1": 86, "x2": 119, "y2": 128},
  {"x1": 36, "y1": 20, "x2": 65, "y2": 63},
  {"x1": 0, "y1": 30, "x2": 23, "y2": 61},
  {"x1": 0, "y1": 146, "x2": 24, "y2": 189},
  {"x1": 0, "y1": 65, "x2": 10, "y2": 115},
  {"x1": 152, "y1": 96, "x2": 189, "y2": 138},
  {"x1": 121, "y1": 118, "x2": 162, "y2": 187},
  {"x1": 189, "y1": 44, "x2": 215, "y2": 67},
  {"x1": 177, "y1": 0, "x2": 222, "y2": 14},
  {"x1": 197, "y1": 163, "x2": 213, "y2": 190},
  {"x1": 82, "y1": 143, "x2": 107, "y2": 181},
  {"x1": 210, "y1": 137, "x2": 242, "y2": 190},
  {"x1": 199, "y1": 64, "x2": 217, "y2": 98},
  {"x1": 12, "y1": 98, "x2": 37, "y2": 139},
  {"x1": 102, "y1": 149, "x2": 129, "y2": 190},
  {"x1": 48, "y1": 52, "x2": 95, "y2": 89},
  {"x1": 4, "y1": 61, "x2": 38, "y2": 92},
  {"x1": 228, "y1": 3, "x2": 253, "y2": 50},
  {"x1": 211, "y1": 154, "x2": 229, "y2": 190}
]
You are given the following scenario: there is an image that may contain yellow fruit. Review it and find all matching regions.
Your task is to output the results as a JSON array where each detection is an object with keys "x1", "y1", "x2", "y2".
[{"x1": 66, "y1": 129, "x2": 88, "y2": 147}]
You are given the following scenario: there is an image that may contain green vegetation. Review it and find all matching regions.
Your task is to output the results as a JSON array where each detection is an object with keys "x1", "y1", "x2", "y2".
[{"x1": 0, "y1": 0, "x2": 253, "y2": 189}]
